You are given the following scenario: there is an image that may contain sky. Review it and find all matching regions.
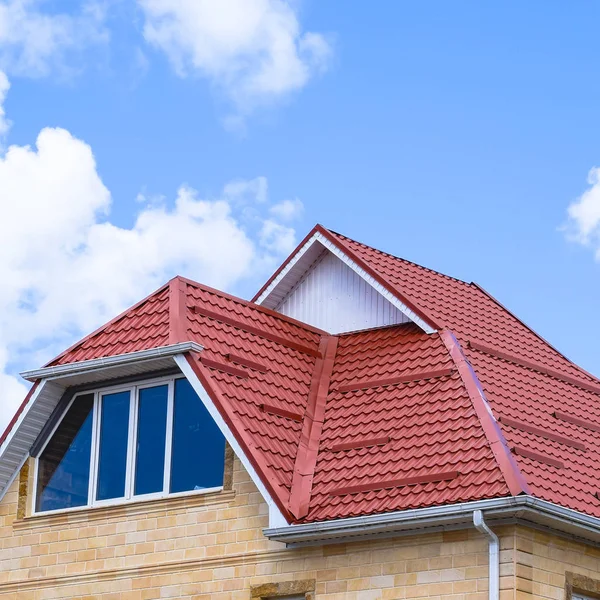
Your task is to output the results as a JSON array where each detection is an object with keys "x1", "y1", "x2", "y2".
[{"x1": 1, "y1": 1, "x2": 600, "y2": 431}]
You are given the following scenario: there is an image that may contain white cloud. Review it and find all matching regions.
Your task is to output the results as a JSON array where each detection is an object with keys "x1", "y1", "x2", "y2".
[
  {"x1": 0, "y1": 122, "x2": 303, "y2": 434},
  {"x1": 259, "y1": 219, "x2": 297, "y2": 254},
  {"x1": 0, "y1": 70, "x2": 9, "y2": 139},
  {"x1": 565, "y1": 167, "x2": 600, "y2": 258},
  {"x1": 270, "y1": 197, "x2": 303, "y2": 221},
  {"x1": 137, "y1": 0, "x2": 332, "y2": 112},
  {"x1": 0, "y1": 0, "x2": 107, "y2": 77}
]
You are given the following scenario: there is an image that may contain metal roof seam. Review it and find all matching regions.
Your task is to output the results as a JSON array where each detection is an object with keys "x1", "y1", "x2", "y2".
[
  {"x1": 439, "y1": 330, "x2": 531, "y2": 497},
  {"x1": 289, "y1": 335, "x2": 338, "y2": 520}
]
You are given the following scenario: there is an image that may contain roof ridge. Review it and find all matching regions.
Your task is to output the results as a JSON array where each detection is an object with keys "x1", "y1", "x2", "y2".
[
  {"x1": 288, "y1": 334, "x2": 338, "y2": 520},
  {"x1": 326, "y1": 227, "x2": 471, "y2": 286},
  {"x1": 439, "y1": 329, "x2": 530, "y2": 497},
  {"x1": 168, "y1": 277, "x2": 188, "y2": 344},
  {"x1": 177, "y1": 275, "x2": 328, "y2": 336}
]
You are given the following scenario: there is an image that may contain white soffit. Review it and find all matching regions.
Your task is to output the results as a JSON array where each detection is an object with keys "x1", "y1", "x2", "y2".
[
  {"x1": 256, "y1": 232, "x2": 436, "y2": 334},
  {"x1": 0, "y1": 379, "x2": 65, "y2": 501},
  {"x1": 174, "y1": 355, "x2": 288, "y2": 528}
]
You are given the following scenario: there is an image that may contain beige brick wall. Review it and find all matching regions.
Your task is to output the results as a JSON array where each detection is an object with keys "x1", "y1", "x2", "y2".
[
  {"x1": 0, "y1": 454, "x2": 586, "y2": 600},
  {"x1": 514, "y1": 525, "x2": 600, "y2": 600}
]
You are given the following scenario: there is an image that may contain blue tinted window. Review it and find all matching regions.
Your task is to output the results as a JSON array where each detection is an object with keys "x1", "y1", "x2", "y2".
[
  {"x1": 36, "y1": 394, "x2": 94, "y2": 512},
  {"x1": 170, "y1": 378, "x2": 225, "y2": 493},
  {"x1": 134, "y1": 385, "x2": 168, "y2": 496},
  {"x1": 96, "y1": 391, "x2": 130, "y2": 501}
]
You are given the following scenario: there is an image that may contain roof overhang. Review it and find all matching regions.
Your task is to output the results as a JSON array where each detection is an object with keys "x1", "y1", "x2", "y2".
[
  {"x1": 264, "y1": 495, "x2": 600, "y2": 548},
  {"x1": 19, "y1": 342, "x2": 203, "y2": 386}
]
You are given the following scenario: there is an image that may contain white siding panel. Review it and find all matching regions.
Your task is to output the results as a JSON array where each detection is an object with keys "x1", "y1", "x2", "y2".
[{"x1": 276, "y1": 252, "x2": 410, "y2": 333}]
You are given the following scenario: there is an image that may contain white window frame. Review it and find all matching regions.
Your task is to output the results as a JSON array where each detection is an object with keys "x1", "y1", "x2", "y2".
[{"x1": 32, "y1": 375, "x2": 223, "y2": 516}]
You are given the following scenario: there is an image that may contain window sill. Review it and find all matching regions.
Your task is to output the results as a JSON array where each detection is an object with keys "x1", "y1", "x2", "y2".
[{"x1": 14, "y1": 487, "x2": 235, "y2": 530}]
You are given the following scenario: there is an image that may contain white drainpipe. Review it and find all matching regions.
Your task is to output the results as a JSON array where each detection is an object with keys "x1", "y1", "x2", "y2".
[{"x1": 473, "y1": 510, "x2": 499, "y2": 600}]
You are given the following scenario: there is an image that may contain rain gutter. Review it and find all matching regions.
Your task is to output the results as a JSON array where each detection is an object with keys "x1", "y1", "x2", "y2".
[
  {"x1": 264, "y1": 495, "x2": 600, "y2": 548},
  {"x1": 20, "y1": 342, "x2": 204, "y2": 381}
]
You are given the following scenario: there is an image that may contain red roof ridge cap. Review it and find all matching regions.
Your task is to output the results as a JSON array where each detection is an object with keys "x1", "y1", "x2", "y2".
[
  {"x1": 168, "y1": 277, "x2": 188, "y2": 344},
  {"x1": 470, "y1": 281, "x2": 600, "y2": 385},
  {"x1": 439, "y1": 329, "x2": 531, "y2": 497},
  {"x1": 178, "y1": 274, "x2": 328, "y2": 336},
  {"x1": 288, "y1": 334, "x2": 338, "y2": 520}
]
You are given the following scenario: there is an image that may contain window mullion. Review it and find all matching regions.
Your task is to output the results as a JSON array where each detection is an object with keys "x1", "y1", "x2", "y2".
[
  {"x1": 125, "y1": 388, "x2": 137, "y2": 500},
  {"x1": 89, "y1": 392, "x2": 100, "y2": 507},
  {"x1": 163, "y1": 380, "x2": 175, "y2": 495}
]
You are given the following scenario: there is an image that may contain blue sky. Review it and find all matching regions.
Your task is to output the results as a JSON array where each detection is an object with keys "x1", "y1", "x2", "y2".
[{"x1": 1, "y1": 1, "x2": 600, "y2": 427}]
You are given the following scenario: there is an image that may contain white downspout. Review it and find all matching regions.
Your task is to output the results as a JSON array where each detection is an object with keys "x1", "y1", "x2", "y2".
[{"x1": 473, "y1": 510, "x2": 499, "y2": 600}]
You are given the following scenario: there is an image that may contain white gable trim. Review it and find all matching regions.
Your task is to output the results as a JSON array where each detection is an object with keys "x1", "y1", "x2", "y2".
[
  {"x1": 256, "y1": 232, "x2": 436, "y2": 334},
  {"x1": 0, "y1": 379, "x2": 66, "y2": 501},
  {"x1": 174, "y1": 355, "x2": 288, "y2": 528},
  {"x1": 276, "y1": 251, "x2": 411, "y2": 333}
]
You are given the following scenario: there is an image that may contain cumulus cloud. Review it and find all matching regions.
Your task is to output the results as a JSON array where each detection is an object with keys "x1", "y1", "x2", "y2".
[
  {"x1": 564, "y1": 167, "x2": 600, "y2": 258},
  {"x1": 0, "y1": 123, "x2": 303, "y2": 433},
  {"x1": 137, "y1": 0, "x2": 332, "y2": 112},
  {"x1": 0, "y1": 0, "x2": 107, "y2": 77}
]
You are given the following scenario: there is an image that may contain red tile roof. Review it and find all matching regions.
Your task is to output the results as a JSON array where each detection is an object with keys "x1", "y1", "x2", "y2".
[{"x1": 9, "y1": 223, "x2": 600, "y2": 523}]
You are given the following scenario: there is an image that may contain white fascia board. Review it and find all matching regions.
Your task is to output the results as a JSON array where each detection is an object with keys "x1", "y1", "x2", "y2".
[
  {"x1": 0, "y1": 380, "x2": 48, "y2": 459},
  {"x1": 174, "y1": 355, "x2": 288, "y2": 528},
  {"x1": 20, "y1": 342, "x2": 204, "y2": 382},
  {"x1": 263, "y1": 495, "x2": 600, "y2": 547},
  {"x1": 255, "y1": 232, "x2": 322, "y2": 306},
  {"x1": 0, "y1": 379, "x2": 60, "y2": 502},
  {"x1": 256, "y1": 232, "x2": 436, "y2": 334}
]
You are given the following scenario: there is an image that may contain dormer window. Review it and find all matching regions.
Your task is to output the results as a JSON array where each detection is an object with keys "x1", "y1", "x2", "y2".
[{"x1": 34, "y1": 377, "x2": 226, "y2": 514}]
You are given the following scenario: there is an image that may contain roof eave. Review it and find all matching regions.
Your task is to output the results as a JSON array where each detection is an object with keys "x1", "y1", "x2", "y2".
[
  {"x1": 20, "y1": 342, "x2": 204, "y2": 382},
  {"x1": 263, "y1": 496, "x2": 600, "y2": 549}
]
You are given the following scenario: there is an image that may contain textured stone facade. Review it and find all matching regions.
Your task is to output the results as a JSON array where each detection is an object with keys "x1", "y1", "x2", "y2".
[{"x1": 0, "y1": 454, "x2": 596, "y2": 599}]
